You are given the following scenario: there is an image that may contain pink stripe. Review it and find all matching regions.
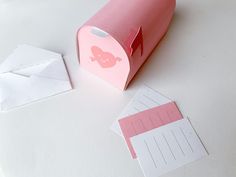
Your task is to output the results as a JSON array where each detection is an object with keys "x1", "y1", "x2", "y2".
[{"x1": 119, "y1": 102, "x2": 183, "y2": 158}]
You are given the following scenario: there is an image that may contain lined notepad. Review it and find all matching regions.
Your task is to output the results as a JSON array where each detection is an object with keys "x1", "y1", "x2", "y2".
[
  {"x1": 119, "y1": 102, "x2": 183, "y2": 158},
  {"x1": 111, "y1": 86, "x2": 171, "y2": 136},
  {"x1": 131, "y1": 119, "x2": 208, "y2": 177},
  {"x1": 111, "y1": 86, "x2": 208, "y2": 177}
]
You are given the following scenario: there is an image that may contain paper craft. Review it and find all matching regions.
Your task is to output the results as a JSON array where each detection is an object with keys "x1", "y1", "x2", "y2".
[
  {"x1": 77, "y1": 0, "x2": 176, "y2": 90},
  {"x1": 119, "y1": 102, "x2": 183, "y2": 158},
  {"x1": 131, "y1": 119, "x2": 208, "y2": 177},
  {"x1": 110, "y1": 86, "x2": 172, "y2": 136},
  {"x1": 0, "y1": 45, "x2": 72, "y2": 112}
]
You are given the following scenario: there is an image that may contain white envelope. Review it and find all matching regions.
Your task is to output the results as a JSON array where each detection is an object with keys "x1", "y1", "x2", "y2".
[{"x1": 0, "y1": 45, "x2": 72, "y2": 112}]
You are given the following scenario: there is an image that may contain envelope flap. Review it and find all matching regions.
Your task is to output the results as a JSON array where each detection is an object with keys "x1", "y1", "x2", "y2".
[
  {"x1": 34, "y1": 59, "x2": 70, "y2": 81},
  {"x1": 0, "y1": 73, "x2": 30, "y2": 111},
  {"x1": 0, "y1": 45, "x2": 61, "y2": 73},
  {"x1": 0, "y1": 72, "x2": 71, "y2": 112}
]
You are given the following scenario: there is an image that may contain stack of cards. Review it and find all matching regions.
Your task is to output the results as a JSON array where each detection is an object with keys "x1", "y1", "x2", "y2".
[{"x1": 111, "y1": 86, "x2": 208, "y2": 177}]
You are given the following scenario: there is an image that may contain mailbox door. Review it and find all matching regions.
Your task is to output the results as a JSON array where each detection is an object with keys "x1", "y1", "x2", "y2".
[{"x1": 78, "y1": 26, "x2": 130, "y2": 90}]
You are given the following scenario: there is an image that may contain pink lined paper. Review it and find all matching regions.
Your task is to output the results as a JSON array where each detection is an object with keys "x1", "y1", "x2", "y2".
[{"x1": 119, "y1": 102, "x2": 183, "y2": 158}]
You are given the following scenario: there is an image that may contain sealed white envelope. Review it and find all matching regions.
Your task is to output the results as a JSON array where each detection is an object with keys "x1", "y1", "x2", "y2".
[{"x1": 0, "y1": 45, "x2": 72, "y2": 112}]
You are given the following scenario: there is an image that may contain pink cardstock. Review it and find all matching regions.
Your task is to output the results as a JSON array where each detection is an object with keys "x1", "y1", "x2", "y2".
[
  {"x1": 77, "y1": 0, "x2": 176, "y2": 90},
  {"x1": 118, "y1": 102, "x2": 183, "y2": 158}
]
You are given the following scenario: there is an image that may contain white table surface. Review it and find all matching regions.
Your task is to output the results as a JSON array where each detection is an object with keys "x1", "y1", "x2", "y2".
[{"x1": 0, "y1": 0, "x2": 236, "y2": 177}]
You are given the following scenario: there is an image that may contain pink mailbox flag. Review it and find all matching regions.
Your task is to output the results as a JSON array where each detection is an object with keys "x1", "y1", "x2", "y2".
[{"x1": 77, "y1": 0, "x2": 176, "y2": 90}]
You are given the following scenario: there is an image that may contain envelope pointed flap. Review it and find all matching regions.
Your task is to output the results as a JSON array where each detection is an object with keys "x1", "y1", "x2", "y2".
[
  {"x1": 0, "y1": 71, "x2": 71, "y2": 112},
  {"x1": 0, "y1": 45, "x2": 61, "y2": 74},
  {"x1": 0, "y1": 73, "x2": 30, "y2": 111},
  {"x1": 34, "y1": 58, "x2": 70, "y2": 81},
  {"x1": 10, "y1": 62, "x2": 52, "y2": 77},
  {"x1": 11, "y1": 56, "x2": 69, "y2": 81}
]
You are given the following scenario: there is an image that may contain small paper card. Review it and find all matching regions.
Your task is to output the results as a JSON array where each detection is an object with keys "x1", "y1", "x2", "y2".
[
  {"x1": 111, "y1": 86, "x2": 172, "y2": 136},
  {"x1": 119, "y1": 102, "x2": 183, "y2": 158},
  {"x1": 131, "y1": 119, "x2": 208, "y2": 177}
]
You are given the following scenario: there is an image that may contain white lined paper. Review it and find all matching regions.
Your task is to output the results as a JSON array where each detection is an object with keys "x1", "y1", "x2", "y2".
[
  {"x1": 110, "y1": 86, "x2": 171, "y2": 136},
  {"x1": 130, "y1": 119, "x2": 208, "y2": 177}
]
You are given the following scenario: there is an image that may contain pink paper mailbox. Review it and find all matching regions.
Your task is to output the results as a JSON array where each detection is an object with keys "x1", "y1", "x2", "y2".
[{"x1": 77, "y1": 0, "x2": 175, "y2": 90}]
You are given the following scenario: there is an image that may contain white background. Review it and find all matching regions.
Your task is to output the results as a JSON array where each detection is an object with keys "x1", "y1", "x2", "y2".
[{"x1": 0, "y1": 0, "x2": 235, "y2": 177}]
